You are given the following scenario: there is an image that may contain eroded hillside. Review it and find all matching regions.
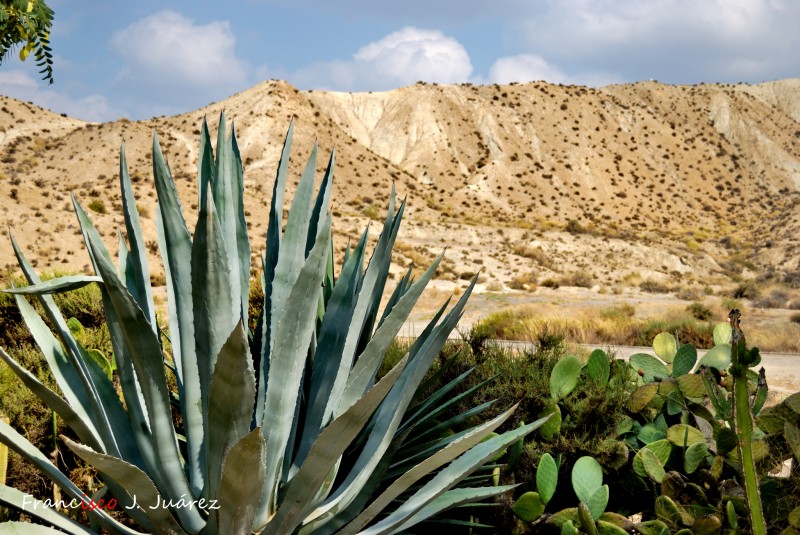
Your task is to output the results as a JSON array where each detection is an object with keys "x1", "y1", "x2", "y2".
[{"x1": 1, "y1": 79, "x2": 799, "y2": 294}]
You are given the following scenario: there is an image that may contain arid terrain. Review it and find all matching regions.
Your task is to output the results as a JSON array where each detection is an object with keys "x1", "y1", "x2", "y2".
[{"x1": 2, "y1": 78, "x2": 800, "y2": 341}]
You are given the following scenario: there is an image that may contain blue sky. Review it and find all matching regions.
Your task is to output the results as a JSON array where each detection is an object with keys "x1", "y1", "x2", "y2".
[{"x1": 1, "y1": 0, "x2": 798, "y2": 122}]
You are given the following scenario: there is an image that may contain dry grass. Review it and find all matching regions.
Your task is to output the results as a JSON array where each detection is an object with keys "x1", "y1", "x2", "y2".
[{"x1": 477, "y1": 304, "x2": 800, "y2": 352}]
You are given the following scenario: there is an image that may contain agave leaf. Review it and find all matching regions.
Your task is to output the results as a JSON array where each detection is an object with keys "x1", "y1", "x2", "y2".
[
  {"x1": 404, "y1": 400, "x2": 496, "y2": 448},
  {"x1": 339, "y1": 253, "x2": 443, "y2": 417},
  {"x1": 404, "y1": 366, "x2": 476, "y2": 431},
  {"x1": 328, "y1": 191, "x2": 401, "y2": 420},
  {"x1": 394, "y1": 485, "x2": 518, "y2": 534},
  {"x1": 152, "y1": 135, "x2": 199, "y2": 480},
  {"x1": 306, "y1": 149, "x2": 334, "y2": 256},
  {"x1": 119, "y1": 144, "x2": 155, "y2": 326},
  {"x1": 0, "y1": 421, "x2": 139, "y2": 535},
  {"x1": 356, "y1": 419, "x2": 540, "y2": 535},
  {"x1": 256, "y1": 122, "x2": 293, "y2": 424},
  {"x1": 292, "y1": 229, "x2": 368, "y2": 472},
  {"x1": 264, "y1": 354, "x2": 409, "y2": 535},
  {"x1": 217, "y1": 429, "x2": 267, "y2": 535},
  {"x1": 2, "y1": 275, "x2": 102, "y2": 295},
  {"x1": 210, "y1": 115, "x2": 245, "y2": 326},
  {"x1": 63, "y1": 438, "x2": 186, "y2": 533},
  {"x1": 305, "y1": 280, "x2": 476, "y2": 529},
  {"x1": 258, "y1": 213, "x2": 332, "y2": 521},
  {"x1": 86, "y1": 233, "x2": 205, "y2": 533},
  {"x1": 0, "y1": 347, "x2": 101, "y2": 450},
  {"x1": 191, "y1": 189, "x2": 235, "y2": 493},
  {"x1": 206, "y1": 321, "x2": 255, "y2": 502},
  {"x1": 0, "y1": 486, "x2": 95, "y2": 534}
]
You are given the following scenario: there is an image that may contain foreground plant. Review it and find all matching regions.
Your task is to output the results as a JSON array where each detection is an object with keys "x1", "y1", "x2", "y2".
[{"x1": 0, "y1": 115, "x2": 543, "y2": 534}]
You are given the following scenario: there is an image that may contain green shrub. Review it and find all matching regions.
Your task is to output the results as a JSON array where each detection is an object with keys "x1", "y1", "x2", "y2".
[
  {"x1": 87, "y1": 199, "x2": 107, "y2": 214},
  {"x1": 686, "y1": 301, "x2": 713, "y2": 321}
]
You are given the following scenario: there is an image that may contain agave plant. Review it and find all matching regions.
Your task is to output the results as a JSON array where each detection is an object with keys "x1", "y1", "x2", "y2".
[{"x1": 0, "y1": 115, "x2": 545, "y2": 534}]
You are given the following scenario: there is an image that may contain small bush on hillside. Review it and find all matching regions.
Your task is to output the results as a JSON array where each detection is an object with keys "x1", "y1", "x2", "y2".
[
  {"x1": 752, "y1": 289, "x2": 789, "y2": 309},
  {"x1": 732, "y1": 279, "x2": 760, "y2": 299},
  {"x1": 639, "y1": 279, "x2": 673, "y2": 293},
  {"x1": 686, "y1": 301, "x2": 713, "y2": 320}
]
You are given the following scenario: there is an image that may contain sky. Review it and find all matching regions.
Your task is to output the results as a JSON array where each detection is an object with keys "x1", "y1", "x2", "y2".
[{"x1": 1, "y1": 0, "x2": 798, "y2": 122}]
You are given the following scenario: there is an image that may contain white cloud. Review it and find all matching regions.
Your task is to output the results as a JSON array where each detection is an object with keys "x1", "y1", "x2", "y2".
[
  {"x1": 515, "y1": 0, "x2": 800, "y2": 83},
  {"x1": 0, "y1": 69, "x2": 120, "y2": 122},
  {"x1": 290, "y1": 27, "x2": 472, "y2": 91},
  {"x1": 109, "y1": 10, "x2": 250, "y2": 114},
  {"x1": 489, "y1": 54, "x2": 568, "y2": 85}
]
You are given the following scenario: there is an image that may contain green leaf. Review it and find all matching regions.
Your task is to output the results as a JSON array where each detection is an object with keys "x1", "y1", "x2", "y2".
[
  {"x1": 785, "y1": 421, "x2": 800, "y2": 462},
  {"x1": 266, "y1": 354, "x2": 410, "y2": 535},
  {"x1": 550, "y1": 355, "x2": 582, "y2": 400},
  {"x1": 666, "y1": 424, "x2": 706, "y2": 446},
  {"x1": 584, "y1": 484, "x2": 609, "y2": 521},
  {"x1": 536, "y1": 452, "x2": 558, "y2": 505},
  {"x1": 512, "y1": 492, "x2": 545, "y2": 522},
  {"x1": 2, "y1": 275, "x2": 102, "y2": 295},
  {"x1": 206, "y1": 321, "x2": 256, "y2": 502},
  {"x1": 653, "y1": 332, "x2": 678, "y2": 363},
  {"x1": 0, "y1": 486, "x2": 95, "y2": 534},
  {"x1": 62, "y1": 437, "x2": 185, "y2": 533},
  {"x1": 671, "y1": 344, "x2": 697, "y2": 377},
  {"x1": 585, "y1": 349, "x2": 610, "y2": 385},
  {"x1": 538, "y1": 402, "x2": 562, "y2": 441},
  {"x1": 684, "y1": 442, "x2": 708, "y2": 474},
  {"x1": 713, "y1": 322, "x2": 732, "y2": 345},
  {"x1": 217, "y1": 429, "x2": 267, "y2": 535},
  {"x1": 698, "y1": 344, "x2": 731, "y2": 370},
  {"x1": 629, "y1": 353, "x2": 670, "y2": 380},
  {"x1": 571, "y1": 456, "x2": 603, "y2": 504},
  {"x1": 628, "y1": 383, "x2": 659, "y2": 412},
  {"x1": 633, "y1": 440, "x2": 672, "y2": 478},
  {"x1": 640, "y1": 448, "x2": 666, "y2": 483}
]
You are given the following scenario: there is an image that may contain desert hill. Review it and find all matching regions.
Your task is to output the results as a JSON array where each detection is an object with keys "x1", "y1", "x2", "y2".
[{"x1": 1, "y1": 79, "x2": 799, "y2": 295}]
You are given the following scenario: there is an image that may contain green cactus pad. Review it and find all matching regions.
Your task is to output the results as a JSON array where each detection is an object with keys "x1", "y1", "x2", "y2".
[
  {"x1": 635, "y1": 520, "x2": 671, "y2": 535},
  {"x1": 655, "y1": 495, "x2": 683, "y2": 527},
  {"x1": 551, "y1": 355, "x2": 582, "y2": 400},
  {"x1": 584, "y1": 484, "x2": 609, "y2": 522},
  {"x1": 560, "y1": 520, "x2": 580, "y2": 535},
  {"x1": 585, "y1": 349, "x2": 610, "y2": 385},
  {"x1": 671, "y1": 344, "x2": 697, "y2": 377},
  {"x1": 666, "y1": 423, "x2": 706, "y2": 446},
  {"x1": 692, "y1": 515, "x2": 722, "y2": 535},
  {"x1": 578, "y1": 501, "x2": 600, "y2": 534},
  {"x1": 713, "y1": 322, "x2": 732, "y2": 345},
  {"x1": 596, "y1": 519, "x2": 628, "y2": 535},
  {"x1": 536, "y1": 452, "x2": 558, "y2": 505},
  {"x1": 785, "y1": 392, "x2": 800, "y2": 414},
  {"x1": 66, "y1": 317, "x2": 84, "y2": 336},
  {"x1": 697, "y1": 343, "x2": 731, "y2": 370},
  {"x1": 538, "y1": 402, "x2": 562, "y2": 441},
  {"x1": 628, "y1": 383, "x2": 659, "y2": 413},
  {"x1": 637, "y1": 423, "x2": 666, "y2": 444},
  {"x1": 511, "y1": 491, "x2": 545, "y2": 522},
  {"x1": 653, "y1": 332, "x2": 678, "y2": 363},
  {"x1": 599, "y1": 512, "x2": 635, "y2": 531},
  {"x1": 633, "y1": 439, "x2": 672, "y2": 477},
  {"x1": 571, "y1": 456, "x2": 603, "y2": 505},
  {"x1": 683, "y1": 441, "x2": 709, "y2": 473},
  {"x1": 715, "y1": 427, "x2": 737, "y2": 455},
  {"x1": 629, "y1": 353, "x2": 670, "y2": 380},
  {"x1": 640, "y1": 447, "x2": 666, "y2": 483},
  {"x1": 546, "y1": 507, "x2": 578, "y2": 529},
  {"x1": 726, "y1": 500, "x2": 739, "y2": 530},
  {"x1": 788, "y1": 505, "x2": 800, "y2": 528},
  {"x1": 676, "y1": 374, "x2": 706, "y2": 399}
]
